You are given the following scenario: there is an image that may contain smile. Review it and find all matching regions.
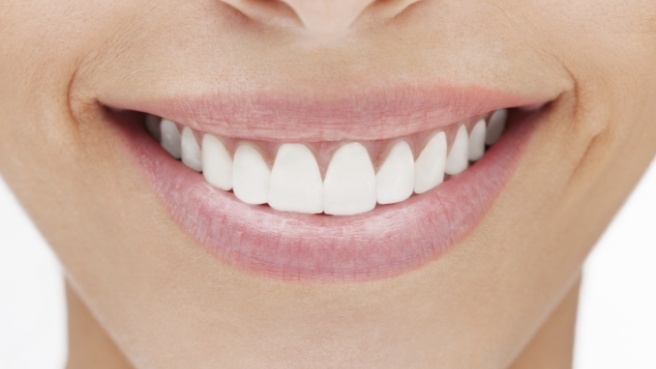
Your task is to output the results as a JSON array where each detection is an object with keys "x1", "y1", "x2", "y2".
[
  {"x1": 145, "y1": 109, "x2": 508, "y2": 216},
  {"x1": 103, "y1": 85, "x2": 553, "y2": 282}
]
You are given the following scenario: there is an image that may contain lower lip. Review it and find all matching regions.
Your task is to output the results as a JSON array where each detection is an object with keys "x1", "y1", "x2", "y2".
[{"x1": 112, "y1": 109, "x2": 542, "y2": 283}]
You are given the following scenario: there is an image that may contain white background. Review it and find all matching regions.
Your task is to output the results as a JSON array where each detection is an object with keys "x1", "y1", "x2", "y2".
[{"x1": 0, "y1": 159, "x2": 655, "y2": 369}]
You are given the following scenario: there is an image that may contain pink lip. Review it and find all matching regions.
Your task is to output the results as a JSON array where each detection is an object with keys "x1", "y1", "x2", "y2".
[
  {"x1": 111, "y1": 101, "x2": 544, "y2": 282},
  {"x1": 103, "y1": 85, "x2": 546, "y2": 142}
]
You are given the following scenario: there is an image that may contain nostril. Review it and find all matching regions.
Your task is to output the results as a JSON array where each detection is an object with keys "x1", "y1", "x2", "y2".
[
  {"x1": 364, "y1": 0, "x2": 423, "y2": 23},
  {"x1": 220, "y1": 0, "x2": 423, "y2": 37},
  {"x1": 220, "y1": 0, "x2": 303, "y2": 30}
]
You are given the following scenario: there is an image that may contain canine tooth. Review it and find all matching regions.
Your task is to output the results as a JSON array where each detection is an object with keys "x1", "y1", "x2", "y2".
[
  {"x1": 377, "y1": 141, "x2": 415, "y2": 204},
  {"x1": 233, "y1": 144, "x2": 270, "y2": 205},
  {"x1": 414, "y1": 132, "x2": 447, "y2": 194},
  {"x1": 160, "y1": 119, "x2": 182, "y2": 159},
  {"x1": 145, "y1": 115, "x2": 161, "y2": 142},
  {"x1": 269, "y1": 144, "x2": 323, "y2": 214},
  {"x1": 181, "y1": 127, "x2": 202, "y2": 172},
  {"x1": 445, "y1": 125, "x2": 469, "y2": 175},
  {"x1": 468, "y1": 119, "x2": 486, "y2": 162},
  {"x1": 324, "y1": 143, "x2": 376, "y2": 216},
  {"x1": 486, "y1": 109, "x2": 508, "y2": 145},
  {"x1": 202, "y1": 134, "x2": 232, "y2": 191}
]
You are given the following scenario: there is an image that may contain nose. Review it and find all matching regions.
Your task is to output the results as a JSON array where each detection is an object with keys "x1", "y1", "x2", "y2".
[{"x1": 222, "y1": 0, "x2": 420, "y2": 36}]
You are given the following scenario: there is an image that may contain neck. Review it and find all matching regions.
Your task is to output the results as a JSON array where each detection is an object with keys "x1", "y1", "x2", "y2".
[
  {"x1": 509, "y1": 277, "x2": 581, "y2": 369},
  {"x1": 65, "y1": 284, "x2": 133, "y2": 369},
  {"x1": 65, "y1": 278, "x2": 580, "y2": 369}
]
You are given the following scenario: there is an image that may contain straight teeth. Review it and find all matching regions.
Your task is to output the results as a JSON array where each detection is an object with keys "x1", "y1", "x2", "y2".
[{"x1": 145, "y1": 110, "x2": 508, "y2": 216}]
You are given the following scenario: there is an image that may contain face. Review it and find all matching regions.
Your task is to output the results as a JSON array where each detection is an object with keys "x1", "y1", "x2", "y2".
[{"x1": 1, "y1": 0, "x2": 655, "y2": 368}]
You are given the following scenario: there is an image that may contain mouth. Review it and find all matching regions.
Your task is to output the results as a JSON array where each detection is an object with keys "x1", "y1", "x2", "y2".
[
  {"x1": 144, "y1": 108, "x2": 510, "y2": 215},
  {"x1": 102, "y1": 85, "x2": 553, "y2": 282}
]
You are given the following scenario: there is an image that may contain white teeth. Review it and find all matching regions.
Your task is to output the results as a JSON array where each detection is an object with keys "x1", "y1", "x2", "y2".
[
  {"x1": 232, "y1": 144, "x2": 270, "y2": 205},
  {"x1": 445, "y1": 125, "x2": 469, "y2": 175},
  {"x1": 269, "y1": 144, "x2": 323, "y2": 214},
  {"x1": 181, "y1": 127, "x2": 202, "y2": 172},
  {"x1": 486, "y1": 109, "x2": 508, "y2": 145},
  {"x1": 202, "y1": 134, "x2": 233, "y2": 191},
  {"x1": 323, "y1": 143, "x2": 377, "y2": 216},
  {"x1": 468, "y1": 119, "x2": 486, "y2": 162},
  {"x1": 376, "y1": 141, "x2": 415, "y2": 204},
  {"x1": 151, "y1": 107, "x2": 512, "y2": 215},
  {"x1": 160, "y1": 119, "x2": 182, "y2": 159},
  {"x1": 414, "y1": 132, "x2": 447, "y2": 195},
  {"x1": 145, "y1": 115, "x2": 161, "y2": 142}
]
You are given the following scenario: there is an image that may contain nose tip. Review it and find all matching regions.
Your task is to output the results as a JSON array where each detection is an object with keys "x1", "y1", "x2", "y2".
[{"x1": 222, "y1": 0, "x2": 421, "y2": 36}]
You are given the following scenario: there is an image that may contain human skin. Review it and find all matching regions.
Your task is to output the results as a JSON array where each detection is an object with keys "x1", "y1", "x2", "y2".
[{"x1": 1, "y1": 0, "x2": 655, "y2": 368}]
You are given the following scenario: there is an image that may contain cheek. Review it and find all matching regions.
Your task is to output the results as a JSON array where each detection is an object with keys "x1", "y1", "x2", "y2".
[
  {"x1": 0, "y1": 0, "x2": 158, "y2": 226},
  {"x1": 519, "y1": 0, "x2": 656, "y2": 176},
  {"x1": 510, "y1": 1, "x2": 656, "y2": 95}
]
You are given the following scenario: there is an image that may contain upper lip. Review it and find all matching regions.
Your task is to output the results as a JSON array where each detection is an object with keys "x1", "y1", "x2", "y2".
[{"x1": 101, "y1": 83, "x2": 553, "y2": 142}]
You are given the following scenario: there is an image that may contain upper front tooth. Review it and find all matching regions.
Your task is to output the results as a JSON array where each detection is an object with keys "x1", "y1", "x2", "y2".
[
  {"x1": 145, "y1": 115, "x2": 161, "y2": 142},
  {"x1": 233, "y1": 144, "x2": 270, "y2": 205},
  {"x1": 202, "y1": 134, "x2": 233, "y2": 191},
  {"x1": 486, "y1": 109, "x2": 508, "y2": 145},
  {"x1": 377, "y1": 141, "x2": 415, "y2": 204},
  {"x1": 468, "y1": 119, "x2": 486, "y2": 162},
  {"x1": 445, "y1": 125, "x2": 469, "y2": 175},
  {"x1": 181, "y1": 127, "x2": 202, "y2": 172},
  {"x1": 414, "y1": 132, "x2": 447, "y2": 194},
  {"x1": 160, "y1": 119, "x2": 182, "y2": 159},
  {"x1": 268, "y1": 144, "x2": 323, "y2": 214},
  {"x1": 323, "y1": 143, "x2": 376, "y2": 216}
]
